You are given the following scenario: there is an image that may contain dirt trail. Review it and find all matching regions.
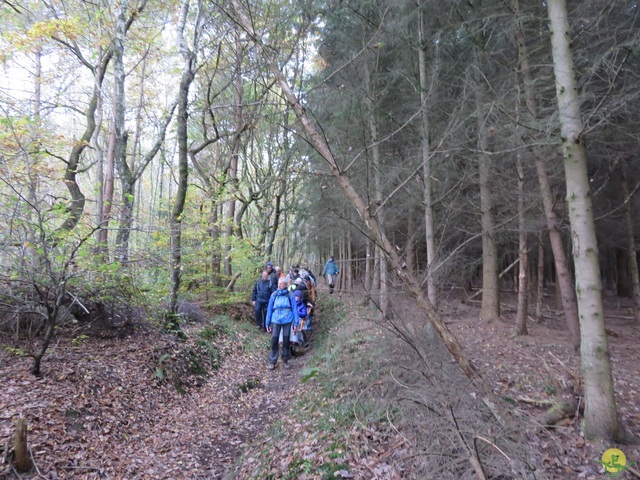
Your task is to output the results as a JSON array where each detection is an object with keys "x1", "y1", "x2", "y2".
[{"x1": 0, "y1": 324, "x2": 309, "y2": 479}]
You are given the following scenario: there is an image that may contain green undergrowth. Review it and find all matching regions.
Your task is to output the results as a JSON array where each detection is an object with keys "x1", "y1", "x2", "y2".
[
  {"x1": 154, "y1": 305, "x2": 262, "y2": 393},
  {"x1": 226, "y1": 296, "x2": 400, "y2": 480}
]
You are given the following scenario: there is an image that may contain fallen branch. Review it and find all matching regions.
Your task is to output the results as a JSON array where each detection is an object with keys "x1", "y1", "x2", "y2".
[
  {"x1": 447, "y1": 404, "x2": 488, "y2": 480},
  {"x1": 514, "y1": 396, "x2": 555, "y2": 406},
  {"x1": 225, "y1": 272, "x2": 241, "y2": 292},
  {"x1": 468, "y1": 258, "x2": 521, "y2": 301},
  {"x1": 535, "y1": 394, "x2": 578, "y2": 427}
]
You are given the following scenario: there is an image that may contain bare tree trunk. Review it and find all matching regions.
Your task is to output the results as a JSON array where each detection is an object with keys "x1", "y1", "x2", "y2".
[
  {"x1": 547, "y1": 0, "x2": 629, "y2": 442},
  {"x1": 474, "y1": 40, "x2": 500, "y2": 322},
  {"x1": 620, "y1": 162, "x2": 640, "y2": 320},
  {"x1": 363, "y1": 55, "x2": 388, "y2": 314},
  {"x1": 535, "y1": 231, "x2": 545, "y2": 320},
  {"x1": 98, "y1": 120, "x2": 115, "y2": 252},
  {"x1": 514, "y1": 0, "x2": 580, "y2": 348},
  {"x1": 365, "y1": 241, "x2": 372, "y2": 293},
  {"x1": 406, "y1": 213, "x2": 415, "y2": 275},
  {"x1": 170, "y1": 0, "x2": 196, "y2": 315},
  {"x1": 266, "y1": 179, "x2": 286, "y2": 259},
  {"x1": 514, "y1": 148, "x2": 528, "y2": 335},
  {"x1": 111, "y1": 0, "x2": 128, "y2": 262},
  {"x1": 418, "y1": 10, "x2": 438, "y2": 307},
  {"x1": 478, "y1": 124, "x2": 500, "y2": 321},
  {"x1": 224, "y1": 32, "x2": 244, "y2": 279},
  {"x1": 616, "y1": 248, "x2": 630, "y2": 297},
  {"x1": 211, "y1": 200, "x2": 222, "y2": 287},
  {"x1": 93, "y1": 44, "x2": 105, "y2": 246},
  {"x1": 347, "y1": 228, "x2": 353, "y2": 291}
]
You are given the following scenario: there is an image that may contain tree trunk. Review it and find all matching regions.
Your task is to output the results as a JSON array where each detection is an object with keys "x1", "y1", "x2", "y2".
[
  {"x1": 98, "y1": 118, "x2": 115, "y2": 252},
  {"x1": 406, "y1": 212, "x2": 415, "y2": 275},
  {"x1": 547, "y1": 0, "x2": 628, "y2": 442},
  {"x1": 363, "y1": 55, "x2": 388, "y2": 313},
  {"x1": 224, "y1": 32, "x2": 244, "y2": 279},
  {"x1": 474, "y1": 40, "x2": 500, "y2": 322},
  {"x1": 210, "y1": 199, "x2": 222, "y2": 287},
  {"x1": 93, "y1": 44, "x2": 105, "y2": 246},
  {"x1": 616, "y1": 248, "x2": 631, "y2": 298},
  {"x1": 418, "y1": 11, "x2": 438, "y2": 307},
  {"x1": 514, "y1": 147, "x2": 528, "y2": 335},
  {"x1": 621, "y1": 162, "x2": 640, "y2": 320},
  {"x1": 365, "y1": 240, "x2": 372, "y2": 294},
  {"x1": 170, "y1": 0, "x2": 196, "y2": 315},
  {"x1": 112, "y1": 0, "x2": 128, "y2": 262},
  {"x1": 514, "y1": 0, "x2": 580, "y2": 349},
  {"x1": 535, "y1": 231, "x2": 545, "y2": 321},
  {"x1": 266, "y1": 178, "x2": 286, "y2": 259}
]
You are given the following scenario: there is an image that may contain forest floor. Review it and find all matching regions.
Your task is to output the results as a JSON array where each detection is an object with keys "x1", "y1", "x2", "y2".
[
  {"x1": 445, "y1": 289, "x2": 640, "y2": 479},
  {"x1": 1, "y1": 287, "x2": 639, "y2": 479}
]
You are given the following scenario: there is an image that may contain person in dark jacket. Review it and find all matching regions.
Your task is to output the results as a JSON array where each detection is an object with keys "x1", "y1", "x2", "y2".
[
  {"x1": 252, "y1": 270, "x2": 275, "y2": 330},
  {"x1": 265, "y1": 262, "x2": 277, "y2": 289},
  {"x1": 265, "y1": 277, "x2": 300, "y2": 370}
]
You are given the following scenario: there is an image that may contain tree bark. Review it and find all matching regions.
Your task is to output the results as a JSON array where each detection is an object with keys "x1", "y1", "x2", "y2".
[
  {"x1": 14, "y1": 417, "x2": 31, "y2": 473},
  {"x1": 93, "y1": 43, "x2": 105, "y2": 247},
  {"x1": 514, "y1": 147, "x2": 528, "y2": 335},
  {"x1": 473, "y1": 14, "x2": 500, "y2": 321},
  {"x1": 547, "y1": 0, "x2": 628, "y2": 442},
  {"x1": 418, "y1": 9, "x2": 438, "y2": 307},
  {"x1": 169, "y1": 0, "x2": 196, "y2": 315},
  {"x1": 111, "y1": 0, "x2": 128, "y2": 261},
  {"x1": 224, "y1": 32, "x2": 244, "y2": 280},
  {"x1": 535, "y1": 231, "x2": 545, "y2": 321},
  {"x1": 620, "y1": 162, "x2": 640, "y2": 320},
  {"x1": 616, "y1": 248, "x2": 631, "y2": 298},
  {"x1": 363, "y1": 54, "x2": 387, "y2": 314},
  {"x1": 514, "y1": 0, "x2": 580, "y2": 349}
]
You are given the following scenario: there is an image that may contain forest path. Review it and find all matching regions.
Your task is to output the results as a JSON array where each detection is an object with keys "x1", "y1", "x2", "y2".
[{"x1": 0, "y1": 316, "x2": 311, "y2": 479}]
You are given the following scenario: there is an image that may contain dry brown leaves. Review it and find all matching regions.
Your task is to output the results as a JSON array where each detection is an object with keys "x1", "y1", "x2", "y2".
[
  {"x1": 448, "y1": 293, "x2": 640, "y2": 479},
  {"x1": 0, "y1": 322, "x2": 301, "y2": 479}
]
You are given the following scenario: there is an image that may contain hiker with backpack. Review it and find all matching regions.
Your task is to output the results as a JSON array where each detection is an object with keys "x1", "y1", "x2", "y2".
[
  {"x1": 265, "y1": 277, "x2": 300, "y2": 370},
  {"x1": 322, "y1": 256, "x2": 340, "y2": 294}
]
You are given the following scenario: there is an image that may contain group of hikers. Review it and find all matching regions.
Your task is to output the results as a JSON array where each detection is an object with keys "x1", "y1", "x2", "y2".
[{"x1": 251, "y1": 257, "x2": 340, "y2": 370}]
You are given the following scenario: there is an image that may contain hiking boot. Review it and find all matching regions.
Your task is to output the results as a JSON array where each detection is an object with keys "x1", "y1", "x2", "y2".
[
  {"x1": 283, "y1": 361, "x2": 290, "y2": 370},
  {"x1": 267, "y1": 363, "x2": 276, "y2": 370}
]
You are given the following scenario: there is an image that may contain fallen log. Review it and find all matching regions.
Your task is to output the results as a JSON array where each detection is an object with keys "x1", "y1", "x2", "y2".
[{"x1": 535, "y1": 395, "x2": 578, "y2": 427}]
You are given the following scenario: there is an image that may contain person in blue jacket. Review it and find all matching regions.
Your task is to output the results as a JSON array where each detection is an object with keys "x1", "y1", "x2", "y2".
[
  {"x1": 252, "y1": 270, "x2": 275, "y2": 330},
  {"x1": 322, "y1": 256, "x2": 340, "y2": 294},
  {"x1": 265, "y1": 277, "x2": 300, "y2": 370}
]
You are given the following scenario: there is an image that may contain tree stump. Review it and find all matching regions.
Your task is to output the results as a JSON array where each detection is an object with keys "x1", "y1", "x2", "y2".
[{"x1": 14, "y1": 417, "x2": 32, "y2": 473}]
